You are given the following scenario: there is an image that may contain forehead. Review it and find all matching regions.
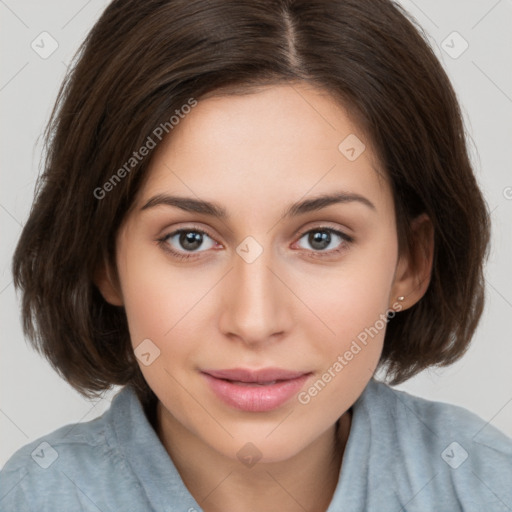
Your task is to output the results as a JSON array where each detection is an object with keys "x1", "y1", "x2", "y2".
[{"x1": 133, "y1": 83, "x2": 391, "y2": 217}]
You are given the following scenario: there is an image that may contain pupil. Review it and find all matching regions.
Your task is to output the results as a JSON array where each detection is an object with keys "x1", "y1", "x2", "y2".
[
  {"x1": 309, "y1": 231, "x2": 330, "y2": 250},
  {"x1": 180, "y1": 231, "x2": 202, "y2": 251}
]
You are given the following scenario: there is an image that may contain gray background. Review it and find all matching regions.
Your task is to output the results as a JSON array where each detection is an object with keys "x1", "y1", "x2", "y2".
[{"x1": 1, "y1": 0, "x2": 511, "y2": 467}]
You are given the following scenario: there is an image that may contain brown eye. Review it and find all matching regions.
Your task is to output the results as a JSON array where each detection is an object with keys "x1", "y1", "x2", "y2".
[
  {"x1": 296, "y1": 228, "x2": 352, "y2": 253},
  {"x1": 159, "y1": 229, "x2": 217, "y2": 257},
  {"x1": 178, "y1": 231, "x2": 204, "y2": 251}
]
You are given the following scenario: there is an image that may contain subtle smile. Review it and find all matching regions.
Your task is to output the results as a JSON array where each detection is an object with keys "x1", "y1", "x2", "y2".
[{"x1": 201, "y1": 368, "x2": 312, "y2": 412}]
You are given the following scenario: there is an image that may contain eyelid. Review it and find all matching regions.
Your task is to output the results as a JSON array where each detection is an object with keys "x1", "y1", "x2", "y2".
[
  {"x1": 159, "y1": 223, "x2": 220, "y2": 242},
  {"x1": 295, "y1": 223, "x2": 353, "y2": 240}
]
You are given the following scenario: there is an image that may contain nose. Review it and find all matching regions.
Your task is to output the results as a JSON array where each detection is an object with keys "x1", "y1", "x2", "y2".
[{"x1": 218, "y1": 245, "x2": 294, "y2": 348}]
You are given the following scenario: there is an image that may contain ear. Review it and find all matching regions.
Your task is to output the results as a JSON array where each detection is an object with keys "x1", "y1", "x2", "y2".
[
  {"x1": 390, "y1": 213, "x2": 434, "y2": 311},
  {"x1": 93, "y1": 257, "x2": 124, "y2": 306}
]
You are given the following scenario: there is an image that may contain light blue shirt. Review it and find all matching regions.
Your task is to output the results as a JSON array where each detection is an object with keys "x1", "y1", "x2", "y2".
[{"x1": 1, "y1": 378, "x2": 511, "y2": 511}]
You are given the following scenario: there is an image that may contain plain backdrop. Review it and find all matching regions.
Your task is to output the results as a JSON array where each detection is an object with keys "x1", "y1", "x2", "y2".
[{"x1": 1, "y1": 0, "x2": 511, "y2": 467}]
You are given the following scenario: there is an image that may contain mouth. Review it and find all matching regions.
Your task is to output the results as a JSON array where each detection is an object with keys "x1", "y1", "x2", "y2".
[{"x1": 201, "y1": 368, "x2": 311, "y2": 412}]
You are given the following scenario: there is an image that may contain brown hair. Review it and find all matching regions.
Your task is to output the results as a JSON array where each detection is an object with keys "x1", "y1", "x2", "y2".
[{"x1": 12, "y1": 0, "x2": 490, "y2": 405}]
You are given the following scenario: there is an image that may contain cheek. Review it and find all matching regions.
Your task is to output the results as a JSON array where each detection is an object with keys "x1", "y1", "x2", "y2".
[
  {"x1": 295, "y1": 267, "x2": 395, "y2": 425},
  {"x1": 118, "y1": 243, "x2": 209, "y2": 346},
  {"x1": 292, "y1": 237, "x2": 397, "y2": 418},
  {"x1": 118, "y1": 254, "x2": 206, "y2": 410},
  {"x1": 117, "y1": 247, "x2": 219, "y2": 404},
  {"x1": 301, "y1": 236, "x2": 397, "y2": 348}
]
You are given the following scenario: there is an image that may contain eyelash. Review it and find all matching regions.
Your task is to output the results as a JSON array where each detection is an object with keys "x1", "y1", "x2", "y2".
[{"x1": 156, "y1": 226, "x2": 354, "y2": 262}]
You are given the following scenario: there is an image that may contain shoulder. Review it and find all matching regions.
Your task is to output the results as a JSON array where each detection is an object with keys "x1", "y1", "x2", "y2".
[
  {"x1": 359, "y1": 379, "x2": 512, "y2": 510},
  {"x1": 369, "y1": 379, "x2": 512, "y2": 454},
  {"x1": 0, "y1": 388, "x2": 147, "y2": 511}
]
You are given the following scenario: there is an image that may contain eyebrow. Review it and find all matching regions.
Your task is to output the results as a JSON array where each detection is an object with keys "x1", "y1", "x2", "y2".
[{"x1": 140, "y1": 191, "x2": 376, "y2": 217}]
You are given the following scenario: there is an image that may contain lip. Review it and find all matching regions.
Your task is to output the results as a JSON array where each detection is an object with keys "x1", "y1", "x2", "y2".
[{"x1": 201, "y1": 368, "x2": 311, "y2": 412}]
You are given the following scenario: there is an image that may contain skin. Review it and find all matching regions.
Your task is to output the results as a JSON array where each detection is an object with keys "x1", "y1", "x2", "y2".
[{"x1": 96, "y1": 82, "x2": 433, "y2": 512}]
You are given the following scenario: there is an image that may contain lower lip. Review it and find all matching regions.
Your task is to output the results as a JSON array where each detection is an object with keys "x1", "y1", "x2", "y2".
[{"x1": 202, "y1": 373, "x2": 310, "y2": 412}]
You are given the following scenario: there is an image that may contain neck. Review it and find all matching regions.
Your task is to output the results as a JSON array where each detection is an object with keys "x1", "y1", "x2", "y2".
[{"x1": 155, "y1": 405, "x2": 352, "y2": 512}]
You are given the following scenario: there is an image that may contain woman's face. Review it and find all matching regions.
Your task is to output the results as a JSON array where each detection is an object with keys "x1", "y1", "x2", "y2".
[{"x1": 103, "y1": 83, "x2": 411, "y2": 463}]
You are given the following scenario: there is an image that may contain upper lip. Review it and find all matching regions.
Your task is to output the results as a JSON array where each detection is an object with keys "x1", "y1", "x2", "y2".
[{"x1": 202, "y1": 368, "x2": 309, "y2": 383}]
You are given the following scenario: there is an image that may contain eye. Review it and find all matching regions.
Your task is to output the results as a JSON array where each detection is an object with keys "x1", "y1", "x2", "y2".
[
  {"x1": 294, "y1": 227, "x2": 353, "y2": 255},
  {"x1": 157, "y1": 225, "x2": 353, "y2": 262},
  {"x1": 157, "y1": 228, "x2": 219, "y2": 260}
]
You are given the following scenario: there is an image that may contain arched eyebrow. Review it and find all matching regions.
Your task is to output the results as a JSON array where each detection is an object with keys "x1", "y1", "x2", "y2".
[
  {"x1": 139, "y1": 191, "x2": 376, "y2": 217},
  {"x1": 283, "y1": 192, "x2": 376, "y2": 217}
]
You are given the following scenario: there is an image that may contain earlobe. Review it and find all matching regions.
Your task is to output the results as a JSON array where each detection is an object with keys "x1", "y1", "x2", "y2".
[
  {"x1": 93, "y1": 260, "x2": 124, "y2": 306},
  {"x1": 390, "y1": 213, "x2": 434, "y2": 311}
]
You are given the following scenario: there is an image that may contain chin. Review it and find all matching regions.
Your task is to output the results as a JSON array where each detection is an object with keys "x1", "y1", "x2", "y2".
[{"x1": 207, "y1": 424, "x2": 320, "y2": 466}]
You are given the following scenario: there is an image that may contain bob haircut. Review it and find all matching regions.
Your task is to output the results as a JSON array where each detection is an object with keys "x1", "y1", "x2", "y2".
[{"x1": 12, "y1": 0, "x2": 490, "y2": 406}]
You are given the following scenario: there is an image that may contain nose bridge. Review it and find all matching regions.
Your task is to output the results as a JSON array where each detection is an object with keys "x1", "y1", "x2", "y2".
[{"x1": 219, "y1": 241, "x2": 291, "y2": 344}]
